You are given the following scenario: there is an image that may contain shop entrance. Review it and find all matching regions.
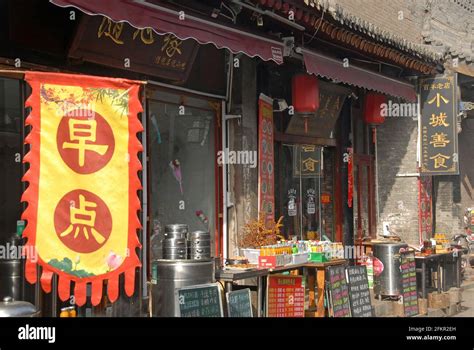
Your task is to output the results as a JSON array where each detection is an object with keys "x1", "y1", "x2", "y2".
[{"x1": 275, "y1": 143, "x2": 332, "y2": 241}]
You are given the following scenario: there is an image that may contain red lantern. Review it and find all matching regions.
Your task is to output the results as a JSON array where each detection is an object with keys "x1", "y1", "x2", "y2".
[
  {"x1": 292, "y1": 74, "x2": 319, "y2": 113},
  {"x1": 364, "y1": 92, "x2": 387, "y2": 125},
  {"x1": 292, "y1": 74, "x2": 319, "y2": 133}
]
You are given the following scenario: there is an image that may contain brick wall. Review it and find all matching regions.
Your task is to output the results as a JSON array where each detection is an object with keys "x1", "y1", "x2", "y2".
[{"x1": 376, "y1": 117, "x2": 420, "y2": 244}]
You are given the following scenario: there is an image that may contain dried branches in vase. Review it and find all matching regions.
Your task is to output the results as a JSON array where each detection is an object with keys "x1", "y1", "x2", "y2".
[{"x1": 240, "y1": 213, "x2": 284, "y2": 248}]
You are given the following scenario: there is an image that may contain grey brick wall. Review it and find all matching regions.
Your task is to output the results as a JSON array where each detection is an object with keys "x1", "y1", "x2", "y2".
[
  {"x1": 376, "y1": 117, "x2": 420, "y2": 244},
  {"x1": 332, "y1": 0, "x2": 425, "y2": 44}
]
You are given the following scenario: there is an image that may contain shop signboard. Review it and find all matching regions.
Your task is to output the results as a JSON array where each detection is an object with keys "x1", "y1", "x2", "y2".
[
  {"x1": 293, "y1": 145, "x2": 321, "y2": 178},
  {"x1": 258, "y1": 94, "x2": 275, "y2": 223},
  {"x1": 226, "y1": 288, "x2": 253, "y2": 318},
  {"x1": 420, "y1": 74, "x2": 459, "y2": 175},
  {"x1": 326, "y1": 265, "x2": 351, "y2": 317},
  {"x1": 69, "y1": 16, "x2": 199, "y2": 82},
  {"x1": 400, "y1": 252, "x2": 419, "y2": 317},
  {"x1": 176, "y1": 283, "x2": 224, "y2": 317},
  {"x1": 266, "y1": 275, "x2": 305, "y2": 317},
  {"x1": 346, "y1": 266, "x2": 374, "y2": 317},
  {"x1": 22, "y1": 72, "x2": 143, "y2": 306}
]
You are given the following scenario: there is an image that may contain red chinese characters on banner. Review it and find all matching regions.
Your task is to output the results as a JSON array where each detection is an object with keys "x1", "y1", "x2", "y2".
[
  {"x1": 266, "y1": 275, "x2": 305, "y2": 317},
  {"x1": 347, "y1": 147, "x2": 353, "y2": 208},
  {"x1": 258, "y1": 94, "x2": 275, "y2": 223},
  {"x1": 22, "y1": 72, "x2": 143, "y2": 307},
  {"x1": 57, "y1": 111, "x2": 115, "y2": 174}
]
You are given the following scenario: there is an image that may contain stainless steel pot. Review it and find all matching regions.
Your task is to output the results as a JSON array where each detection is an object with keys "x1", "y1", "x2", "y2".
[
  {"x1": 151, "y1": 259, "x2": 214, "y2": 317},
  {"x1": 165, "y1": 224, "x2": 188, "y2": 234},
  {"x1": 0, "y1": 297, "x2": 39, "y2": 317},
  {"x1": 373, "y1": 242, "x2": 408, "y2": 296}
]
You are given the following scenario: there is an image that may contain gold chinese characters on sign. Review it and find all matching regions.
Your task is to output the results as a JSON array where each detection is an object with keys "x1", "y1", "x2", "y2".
[{"x1": 420, "y1": 74, "x2": 458, "y2": 175}]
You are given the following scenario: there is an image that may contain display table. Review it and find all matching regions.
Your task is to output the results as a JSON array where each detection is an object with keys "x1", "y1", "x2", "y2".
[
  {"x1": 415, "y1": 251, "x2": 461, "y2": 299},
  {"x1": 215, "y1": 259, "x2": 348, "y2": 317}
]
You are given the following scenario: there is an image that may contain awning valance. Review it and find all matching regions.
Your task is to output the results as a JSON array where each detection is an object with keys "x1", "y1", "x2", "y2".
[
  {"x1": 301, "y1": 48, "x2": 417, "y2": 102},
  {"x1": 50, "y1": 0, "x2": 285, "y2": 64}
]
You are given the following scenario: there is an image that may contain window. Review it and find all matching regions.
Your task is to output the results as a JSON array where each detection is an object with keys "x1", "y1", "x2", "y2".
[{"x1": 147, "y1": 89, "x2": 220, "y2": 257}]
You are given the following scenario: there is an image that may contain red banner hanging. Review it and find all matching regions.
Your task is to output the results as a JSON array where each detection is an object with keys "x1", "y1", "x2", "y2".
[{"x1": 22, "y1": 72, "x2": 143, "y2": 306}]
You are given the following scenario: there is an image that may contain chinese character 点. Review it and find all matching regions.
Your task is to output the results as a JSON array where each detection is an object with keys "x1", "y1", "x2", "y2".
[
  {"x1": 59, "y1": 194, "x2": 106, "y2": 244},
  {"x1": 62, "y1": 119, "x2": 109, "y2": 167}
]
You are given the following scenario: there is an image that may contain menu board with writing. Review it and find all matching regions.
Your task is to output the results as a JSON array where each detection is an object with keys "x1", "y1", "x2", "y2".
[
  {"x1": 327, "y1": 265, "x2": 351, "y2": 317},
  {"x1": 176, "y1": 283, "x2": 223, "y2": 317},
  {"x1": 400, "y1": 252, "x2": 419, "y2": 317},
  {"x1": 419, "y1": 74, "x2": 459, "y2": 175},
  {"x1": 346, "y1": 266, "x2": 374, "y2": 317},
  {"x1": 266, "y1": 275, "x2": 305, "y2": 317},
  {"x1": 226, "y1": 288, "x2": 253, "y2": 318}
]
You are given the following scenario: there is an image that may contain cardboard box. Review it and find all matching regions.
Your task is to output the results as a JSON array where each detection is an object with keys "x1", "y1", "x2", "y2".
[
  {"x1": 428, "y1": 292, "x2": 449, "y2": 309},
  {"x1": 418, "y1": 298, "x2": 428, "y2": 315}
]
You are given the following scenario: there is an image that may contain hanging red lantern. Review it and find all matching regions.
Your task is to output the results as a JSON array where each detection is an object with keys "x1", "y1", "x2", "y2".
[
  {"x1": 292, "y1": 74, "x2": 319, "y2": 133},
  {"x1": 364, "y1": 92, "x2": 387, "y2": 125}
]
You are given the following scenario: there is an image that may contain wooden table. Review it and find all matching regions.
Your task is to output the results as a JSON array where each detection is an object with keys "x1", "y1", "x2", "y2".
[
  {"x1": 415, "y1": 251, "x2": 461, "y2": 299},
  {"x1": 216, "y1": 259, "x2": 348, "y2": 317},
  {"x1": 304, "y1": 260, "x2": 348, "y2": 317}
]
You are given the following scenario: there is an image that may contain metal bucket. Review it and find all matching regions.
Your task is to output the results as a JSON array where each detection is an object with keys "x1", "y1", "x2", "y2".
[
  {"x1": 0, "y1": 260, "x2": 22, "y2": 301},
  {"x1": 151, "y1": 259, "x2": 214, "y2": 317},
  {"x1": 187, "y1": 230, "x2": 210, "y2": 239},
  {"x1": 373, "y1": 242, "x2": 408, "y2": 296}
]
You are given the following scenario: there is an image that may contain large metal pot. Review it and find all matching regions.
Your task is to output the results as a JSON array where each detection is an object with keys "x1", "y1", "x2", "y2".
[
  {"x1": 373, "y1": 242, "x2": 408, "y2": 296},
  {"x1": 0, "y1": 297, "x2": 39, "y2": 317},
  {"x1": 151, "y1": 259, "x2": 214, "y2": 317},
  {"x1": 0, "y1": 260, "x2": 22, "y2": 300}
]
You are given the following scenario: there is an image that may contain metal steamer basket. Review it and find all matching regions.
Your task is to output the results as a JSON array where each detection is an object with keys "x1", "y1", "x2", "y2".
[{"x1": 187, "y1": 230, "x2": 211, "y2": 260}]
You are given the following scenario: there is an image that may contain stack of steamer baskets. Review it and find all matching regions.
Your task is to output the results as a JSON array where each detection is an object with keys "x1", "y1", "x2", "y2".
[
  {"x1": 162, "y1": 224, "x2": 188, "y2": 260},
  {"x1": 187, "y1": 230, "x2": 211, "y2": 260}
]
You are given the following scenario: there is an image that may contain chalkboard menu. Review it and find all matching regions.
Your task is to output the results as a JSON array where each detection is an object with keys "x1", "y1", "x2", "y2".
[
  {"x1": 176, "y1": 283, "x2": 224, "y2": 317},
  {"x1": 346, "y1": 266, "x2": 374, "y2": 317},
  {"x1": 327, "y1": 265, "x2": 351, "y2": 317},
  {"x1": 266, "y1": 275, "x2": 305, "y2": 317},
  {"x1": 400, "y1": 252, "x2": 419, "y2": 317},
  {"x1": 226, "y1": 289, "x2": 253, "y2": 318}
]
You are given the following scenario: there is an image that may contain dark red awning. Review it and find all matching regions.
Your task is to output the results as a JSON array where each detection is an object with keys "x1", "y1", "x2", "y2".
[
  {"x1": 51, "y1": 0, "x2": 285, "y2": 64},
  {"x1": 301, "y1": 48, "x2": 417, "y2": 101}
]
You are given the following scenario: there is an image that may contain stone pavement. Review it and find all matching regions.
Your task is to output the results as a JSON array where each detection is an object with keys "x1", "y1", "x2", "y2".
[{"x1": 454, "y1": 265, "x2": 474, "y2": 317}]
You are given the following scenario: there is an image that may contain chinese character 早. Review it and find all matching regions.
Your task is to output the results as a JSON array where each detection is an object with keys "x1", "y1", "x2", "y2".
[{"x1": 62, "y1": 119, "x2": 109, "y2": 167}]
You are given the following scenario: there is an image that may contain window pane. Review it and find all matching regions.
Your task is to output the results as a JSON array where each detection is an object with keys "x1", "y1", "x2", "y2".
[
  {"x1": 0, "y1": 78, "x2": 22, "y2": 243},
  {"x1": 149, "y1": 100, "x2": 216, "y2": 257}
]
